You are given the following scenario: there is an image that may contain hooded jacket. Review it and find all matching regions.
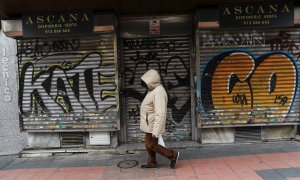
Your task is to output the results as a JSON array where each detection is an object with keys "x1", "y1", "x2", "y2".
[{"x1": 140, "y1": 69, "x2": 168, "y2": 138}]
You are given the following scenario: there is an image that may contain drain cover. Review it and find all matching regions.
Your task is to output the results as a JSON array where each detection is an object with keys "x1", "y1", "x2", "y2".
[{"x1": 117, "y1": 160, "x2": 138, "y2": 169}]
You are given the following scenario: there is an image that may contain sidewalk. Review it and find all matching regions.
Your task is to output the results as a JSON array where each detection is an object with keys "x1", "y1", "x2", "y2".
[{"x1": 1, "y1": 141, "x2": 300, "y2": 179}]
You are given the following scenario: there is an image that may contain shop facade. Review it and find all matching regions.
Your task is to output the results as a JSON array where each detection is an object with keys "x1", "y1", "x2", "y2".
[
  {"x1": 0, "y1": 1, "x2": 299, "y2": 151},
  {"x1": 196, "y1": 2, "x2": 300, "y2": 143}
]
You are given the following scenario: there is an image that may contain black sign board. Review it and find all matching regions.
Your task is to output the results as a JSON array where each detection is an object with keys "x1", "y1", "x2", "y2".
[
  {"x1": 22, "y1": 11, "x2": 93, "y2": 37},
  {"x1": 219, "y1": 1, "x2": 294, "y2": 28}
]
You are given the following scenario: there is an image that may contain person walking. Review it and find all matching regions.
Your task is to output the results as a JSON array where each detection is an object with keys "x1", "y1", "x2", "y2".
[{"x1": 139, "y1": 69, "x2": 179, "y2": 169}]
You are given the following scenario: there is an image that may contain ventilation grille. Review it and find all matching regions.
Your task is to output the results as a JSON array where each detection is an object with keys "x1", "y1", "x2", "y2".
[
  {"x1": 235, "y1": 127, "x2": 261, "y2": 142},
  {"x1": 61, "y1": 132, "x2": 85, "y2": 147}
]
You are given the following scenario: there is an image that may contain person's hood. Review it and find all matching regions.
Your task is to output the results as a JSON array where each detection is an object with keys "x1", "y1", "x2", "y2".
[{"x1": 141, "y1": 69, "x2": 161, "y2": 90}]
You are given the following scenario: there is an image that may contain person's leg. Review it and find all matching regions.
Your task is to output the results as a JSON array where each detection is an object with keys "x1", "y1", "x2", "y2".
[
  {"x1": 145, "y1": 134, "x2": 177, "y2": 160},
  {"x1": 146, "y1": 134, "x2": 180, "y2": 169},
  {"x1": 141, "y1": 133, "x2": 157, "y2": 168},
  {"x1": 152, "y1": 140, "x2": 177, "y2": 160},
  {"x1": 146, "y1": 147, "x2": 157, "y2": 166}
]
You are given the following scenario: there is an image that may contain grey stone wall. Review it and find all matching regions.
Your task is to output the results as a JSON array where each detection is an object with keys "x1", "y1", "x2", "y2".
[
  {"x1": 28, "y1": 132, "x2": 60, "y2": 148},
  {"x1": 0, "y1": 30, "x2": 27, "y2": 155},
  {"x1": 201, "y1": 128, "x2": 235, "y2": 144},
  {"x1": 262, "y1": 126, "x2": 297, "y2": 141}
]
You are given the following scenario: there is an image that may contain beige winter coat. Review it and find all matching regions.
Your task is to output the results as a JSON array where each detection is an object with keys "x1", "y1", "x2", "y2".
[{"x1": 140, "y1": 69, "x2": 168, "y2": 138}]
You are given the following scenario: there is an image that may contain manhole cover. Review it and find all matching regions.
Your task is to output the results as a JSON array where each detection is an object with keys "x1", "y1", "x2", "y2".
[{"x1": 117, "y1": 160, "x2": 138, "y2": 169}]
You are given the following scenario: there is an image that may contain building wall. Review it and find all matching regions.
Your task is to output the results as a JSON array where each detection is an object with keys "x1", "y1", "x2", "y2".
[{"x1": 0, "y1": 30, "x2": 27, "y2": 155}]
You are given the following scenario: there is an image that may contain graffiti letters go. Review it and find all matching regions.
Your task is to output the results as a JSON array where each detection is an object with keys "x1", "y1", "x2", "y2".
[{"x1": 201, "y1": 51, "x2": 297, "y2": 125}]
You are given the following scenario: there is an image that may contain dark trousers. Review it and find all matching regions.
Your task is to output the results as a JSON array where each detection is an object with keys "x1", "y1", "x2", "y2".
[{"x1": 144, "y1": 133, "x2": 177, "y2": 167}]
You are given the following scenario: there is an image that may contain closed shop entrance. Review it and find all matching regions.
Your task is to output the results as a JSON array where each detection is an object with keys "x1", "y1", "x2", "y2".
[{"x1": 119, "y1": 15, "x2": 195, "y2": 143}]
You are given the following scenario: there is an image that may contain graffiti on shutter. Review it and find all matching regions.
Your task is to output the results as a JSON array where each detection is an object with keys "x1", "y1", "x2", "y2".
[
  {"x1": 198, "y1": 28, "x2": 300, "y2": 127},
  {"x1": 18, "y1": 34, "x2": 119, "y2": 130},
  {"x1": 122, "y1": 36, "x2": 192, "y2": 142}
]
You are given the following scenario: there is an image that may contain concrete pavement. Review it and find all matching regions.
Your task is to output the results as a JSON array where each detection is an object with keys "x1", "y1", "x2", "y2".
[{"x1": 1, "y1": 141, "x2": 300, "y2": 179}]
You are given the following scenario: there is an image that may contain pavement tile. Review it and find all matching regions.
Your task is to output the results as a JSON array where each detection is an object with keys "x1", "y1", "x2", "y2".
[
  {"x1": 264, "y1": 160, "x2": 290, "y2": 169},
  {"x1": 104, "y1": 165, "x2": 121, "y2": 174},
  {"x1": 30, "y1": 167, "x2": 58, "y2": 179},
  {"x1": 65, "y1": 176, "x2": 85, "y2": 180},
  {"x1": 30, "y1": 173, "x2": 54, "y2": 180},
  {"x1": 139, "y1": 171, "x2": 157, "y2": 178},
  {"x1": 3, "y1": 142, "x2": 300, "y2": 180},
  {"x1": 0, "y1": 170, "x2": 15, "y2": 177},
  {"x1": 190, "y1": 159, "x2": 209, "y2": 167},
  {"x1": 276, "y1": 168, "x2": 300, "y2": 177},
  {"x1": 0, "y1": 169, "x2": 26, "y2": 177},
  {"x1": 196, "y1": 174, "x2": 219, "y2": 180},
  {"x1": 284, "y1": 159, "x2": 300, "y2": 168},
  {"x1": 139, "y1": 167, "x2": 158, "y2": 172},
  {"x1": 46, "y1": 171, "x2": 69, "y2": 180},
  {"x1": 225, "y1": 159, "x2": 252, "y2": 172},
  {"x1": 223, "y1": 156, "x2": 244, "y2": 162},
  {"x1": 156, "y1": 167, "x2": 175, "y2": 177},
  {"x1": 216, "y1": 172, "x2": 240, "y2": 180},
  {"x1": 0, "y1": 177, "x2": 15, "y2": 180},
  {"x1": 14, "y1": 172, "x2": 38, "y2": 180},
  {"x1": 176, "y1": 176, "x2": 198, "y2": 180},
  {"x1": 256, "y1": 169, "x2": 285, "y2": 180},
  {"x1": 256, "y1": 153, "x2": 278, "y2": 161},
  {"x1": 193, "y1": 165, "x2": 214, "y2": 175},
  {"x1": 212, "y1": 168, "x2": 233, "y2": 175},
  {"x1": 236, "y1": 171, "x2": 263, "y2": 180},
  {"x1": 120, "y1": 171, "x2": 139, "y2": 179},
  {"x1": 241, "y1": 155, "x2": 262, "y2": 162},
  {"x1": 209, "y1": 159, "x2": 231, "y2": 171},
  {"x1": 0, "y1": 156, "x2": 16, "y2": 169},
  {"x1": 272, "y1": 153, "x2": 296, "y2": 160},
  {"x1": 176, "y1": 160, "x2": 191, "y2": 168},
  {"x1": 210, "y1": 164, "x2": 232, "y2": 172},
  {"x1": 175, "y1": 167, "x2": 195, "y2": 177},
  {"x1": 288, "y1": 152, "x2": 300, "y2": 159},
  {"x1": 207, "y1": 157, "x2": 225, "y2": 164},
  {"x1": 102, "y1": 172, "x2": 120, "y2": 180},
  {"x1": 1, "y1": 157, "x2": 26, "y2": 166},
  {"x1": 120, "y1": 166, "x2": 139, "y2": 172},
  {"x1": 244, "y1": 159, "x2": 272, "y2": 170},
  {"x1": 85, "y1": 173, "x2": 103, "y2": 180},
  {"x1": 59, "y1": 166, "x2": 105, "y2": 174},
  {"x1": 20, "y1": 168, "x2": 43, "y2": 174},
  {"x1": 156, "y1": 176, "x2": 176, "y2": 180}
]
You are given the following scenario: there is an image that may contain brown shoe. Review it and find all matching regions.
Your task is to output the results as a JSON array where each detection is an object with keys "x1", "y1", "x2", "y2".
[
  {"x1": 170, "y1": 152, "x2": 180, "y2": 169},
  {"x1": 140, "y1": 164, "x2": 157, "y2": 168}
]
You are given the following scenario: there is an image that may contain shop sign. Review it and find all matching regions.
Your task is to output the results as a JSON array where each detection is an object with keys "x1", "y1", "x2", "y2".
[
  {"x1": 219, "y1": 1, "x2": 294, "y2": 28},
  {"x1": 22, "y1": 11, "x2": 93, "y2": 37},
  {"x1": 149, "y1": 19, "x2": 160, "y2": 35},
  {"x1": 2, "y1": 48, "x2": 11, "y2": 102}
]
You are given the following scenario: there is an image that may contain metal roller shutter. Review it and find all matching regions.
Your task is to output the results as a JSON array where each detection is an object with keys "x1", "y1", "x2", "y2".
[
  {"x1": 122, "y1": 36, "x2": 192, "y2": 143},
  {"x1": 18, "y1": 33, "x2": 119, "y2": 130},
  {"x1": 197, "y1": 27, "x2": 300, "y2": 127}
]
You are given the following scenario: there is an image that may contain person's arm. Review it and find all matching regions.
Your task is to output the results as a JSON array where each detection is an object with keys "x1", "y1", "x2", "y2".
[{"x1": 152, "y1": 91, "x2": 167, "y2": 138}]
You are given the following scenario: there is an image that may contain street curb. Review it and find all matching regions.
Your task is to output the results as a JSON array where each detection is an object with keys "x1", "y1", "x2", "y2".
[{"x1": 19, "y1": 140, "x2": 300, "y2": 158}]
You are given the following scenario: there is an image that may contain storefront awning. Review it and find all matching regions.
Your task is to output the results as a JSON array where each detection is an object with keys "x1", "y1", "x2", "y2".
[{"x1": 0, "y1": 0, "x2": 294, "y2": 19}]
